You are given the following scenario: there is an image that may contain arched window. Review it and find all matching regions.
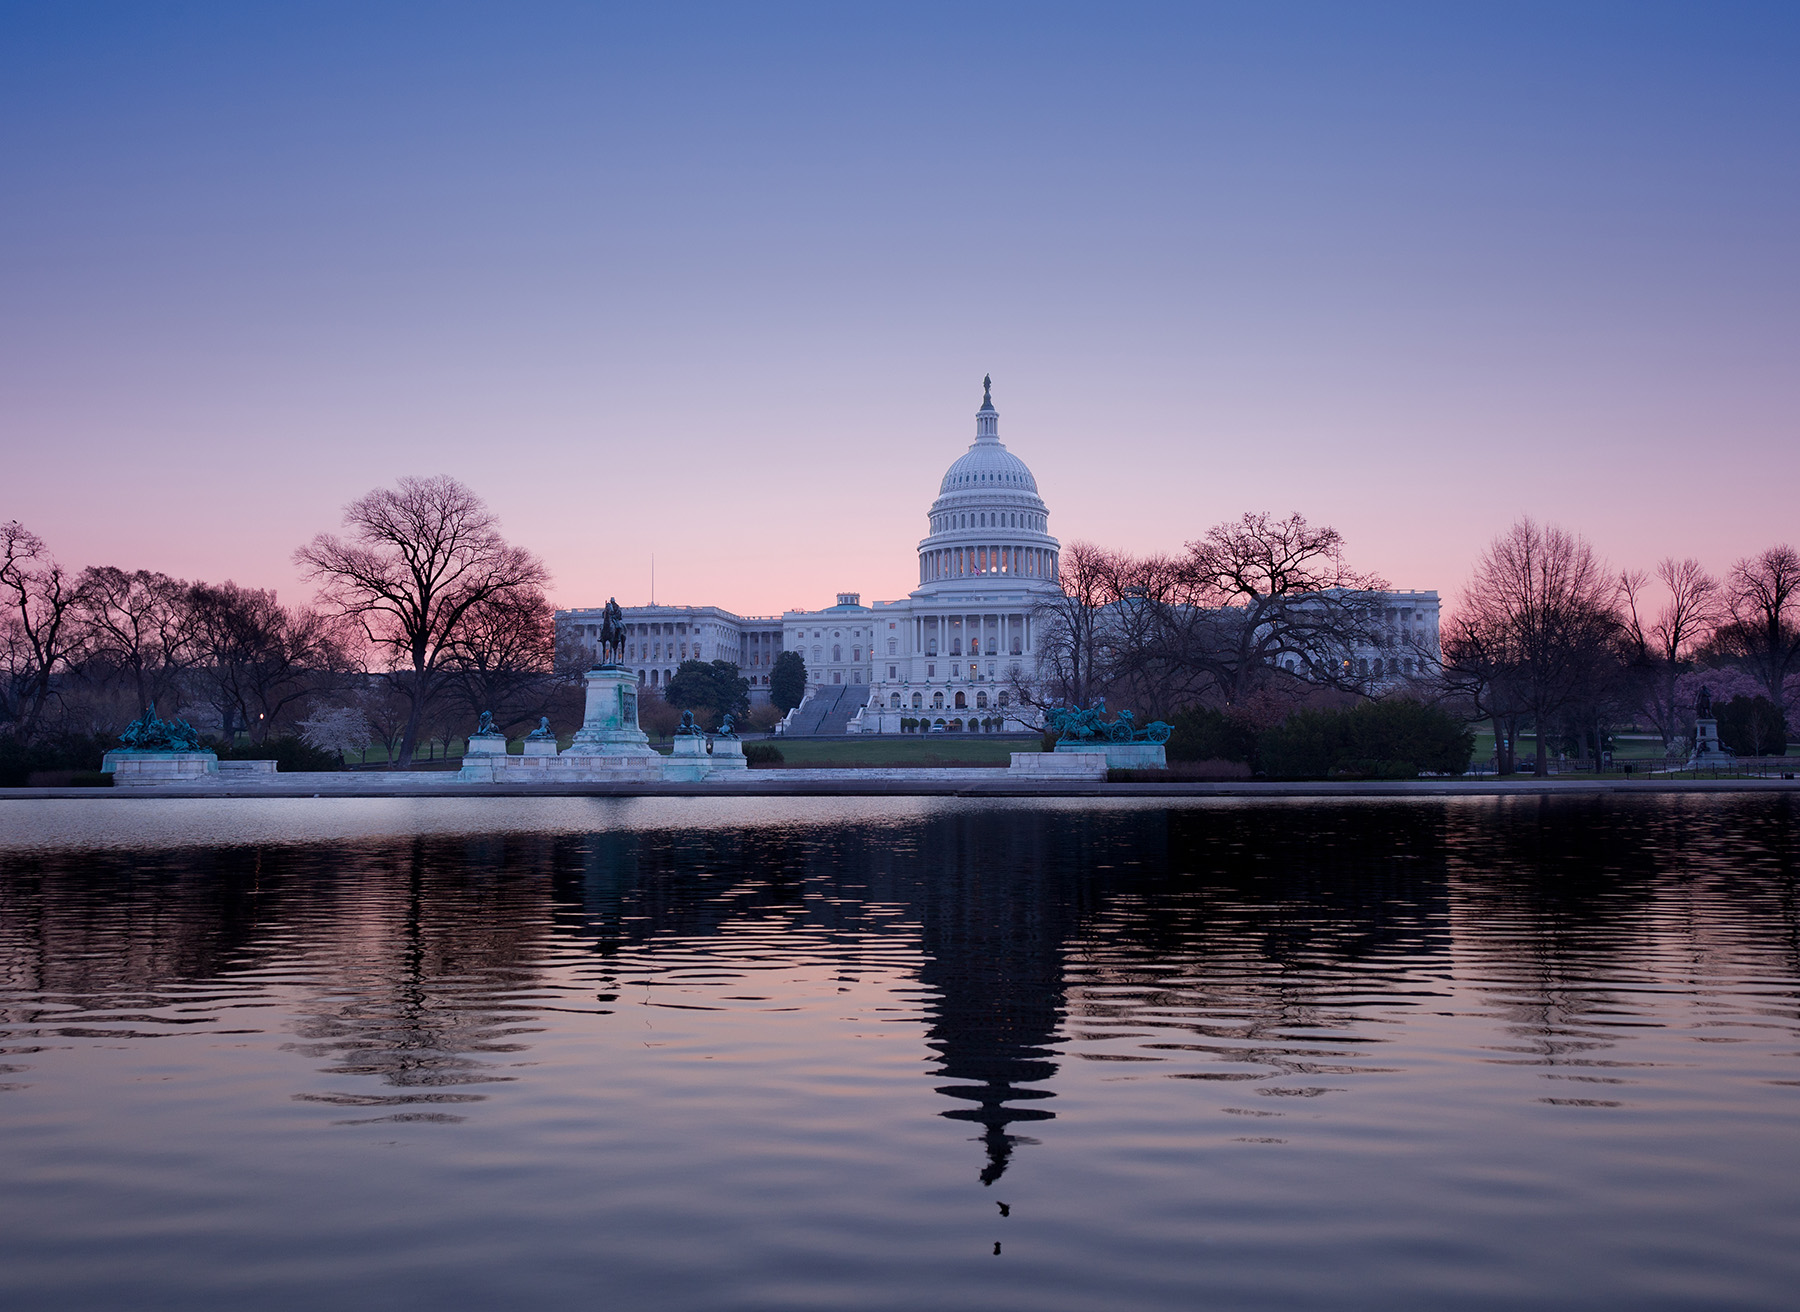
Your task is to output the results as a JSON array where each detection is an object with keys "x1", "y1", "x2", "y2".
[
  {"x1": 954, "y1": 691, "x2": 967, "y2": 709},
  {"x1": 998, "y1": 691, "x2": 1010, "y2": 706},
  {"x1": 649, "y1": 669, "x2": 658, "y2": 685},
  {"x1": 976, "y1": 691, "x2": 988, "y2": 708},
  {"x1": 932, "y1": 692, "x2": 944, "y2": 709},
  {"x1": 852, "y1": 647, "x2": 861, "y2": 662},
  {"x1": 911, "y1": 693, "x2": 922, "y2": 709},
  {"x1": 890, "y1": 693, "x2": 901, "y2": 708},
  {"x1": 1357, "y1": 658, "x2": 1369, "y2": 676},
  {"x1": 1373, "y1": 658, "x2": 1384, "y2": 677},
  {"x1": 833, "y1": 644, "x2": 842, "y2": 662},
  {"x1": 812, "y1": 646, "x2": 823, "y2": 662},
  {"x1": 887, "y1": 639, "x2": 897, "y2": 655}
]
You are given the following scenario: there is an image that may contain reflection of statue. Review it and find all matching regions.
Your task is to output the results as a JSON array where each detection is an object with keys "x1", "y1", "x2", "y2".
[
  {"x1": 526, "y1": 716, "x2": 554, "y2": 740},
  {"x1": 1696, "y1": 685, "x2": 1713, "y2": 718},
  {"x1": 473, "y1": 711, "x2": 502, "y2": 738},
  {"x1": 676, "y1": 710, "x2": 704, "y2": 737},
  {"x1": 715, "y1": 713, "x2": 737, "y2": 739},
  {"x1": 597, "y1": 598, "x2": 626, "y2": 666},
  {"x1": 118, "y1": 703, "x2": 205, "y2": 752}
]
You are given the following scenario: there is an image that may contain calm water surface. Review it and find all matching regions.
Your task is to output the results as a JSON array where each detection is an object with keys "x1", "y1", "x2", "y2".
[{"x1": 1, "y1": 794, "x2": 1797, "y2": 1311}]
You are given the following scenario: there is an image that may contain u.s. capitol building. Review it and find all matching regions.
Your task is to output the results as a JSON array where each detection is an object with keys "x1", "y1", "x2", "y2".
[{"x1": 558, "y1": 380, "x2": 1439, "y2": 734}]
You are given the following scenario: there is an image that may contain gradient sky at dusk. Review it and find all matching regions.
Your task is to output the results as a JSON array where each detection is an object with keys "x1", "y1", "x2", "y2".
[{"x1": 3, "y1": 3, "x2": 1795, "y2": 616}]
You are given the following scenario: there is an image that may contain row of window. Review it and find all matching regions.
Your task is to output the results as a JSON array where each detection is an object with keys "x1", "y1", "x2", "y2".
[
  {"x1": 932, "y1": 510, "x2": 1044, "y2": 534},
  {"x1": 922, "y1": 545, "x2": 1056, "y2": 583},
  {"x1": 881, "y1": 689, "x2": 1010, "y2": 710}
]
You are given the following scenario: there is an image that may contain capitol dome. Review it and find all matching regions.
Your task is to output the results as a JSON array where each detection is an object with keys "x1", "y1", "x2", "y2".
[{"x1": 915, "y1": 378, "x2": 1060, "y2": 595}]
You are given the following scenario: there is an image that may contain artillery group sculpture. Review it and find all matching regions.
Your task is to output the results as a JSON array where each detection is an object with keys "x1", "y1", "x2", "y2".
[
  {"x1": 1045, "y1": 702, "x2": 1172, "y2": 745},
  {"x1": 117, "y1": 703, "x2": 207, "y2": 752}
]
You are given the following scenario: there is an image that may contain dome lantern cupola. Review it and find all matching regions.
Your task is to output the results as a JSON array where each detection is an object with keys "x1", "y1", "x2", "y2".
[{"x1": 975, "y1": 374, "x2": 998, "y2": 441}]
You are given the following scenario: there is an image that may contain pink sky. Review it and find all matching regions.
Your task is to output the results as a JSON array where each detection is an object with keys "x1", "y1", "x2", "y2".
[{"x1": 4, "y1": 7, "x2": 1795, "y2": 618}]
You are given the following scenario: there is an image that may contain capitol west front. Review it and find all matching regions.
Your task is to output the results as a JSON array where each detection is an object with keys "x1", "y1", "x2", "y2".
[{"x1": 558, "y1": 381, "x2": 1439, "y2": 733}]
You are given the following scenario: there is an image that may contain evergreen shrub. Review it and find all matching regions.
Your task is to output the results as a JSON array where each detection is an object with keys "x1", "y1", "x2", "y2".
[
  {"x1": 1256, "y1": 700, "x2": 1474, "y2": 780},
  {"x1": 217, "y1": 735, "x2": 342, "y2": 773},
  {"x1": 1166, "y1": 706, "x2": 1260, "y2": 764},
  {"x1": 0, "y1": 733, "x2": 111, "y2": 787},
  {"x1": 1717, "y1": 695, "x2": 1788, "y2": 756}
]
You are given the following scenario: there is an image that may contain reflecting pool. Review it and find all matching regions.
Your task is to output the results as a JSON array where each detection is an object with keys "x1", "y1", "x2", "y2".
[{"x1": 2, "y1": 795, "x2": 1797, "y2": 1310}]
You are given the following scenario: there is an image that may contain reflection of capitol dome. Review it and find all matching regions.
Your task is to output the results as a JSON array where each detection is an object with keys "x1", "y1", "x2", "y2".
[{"x1": 917, "y1": 377, "x2": 1060, "y2": 596}]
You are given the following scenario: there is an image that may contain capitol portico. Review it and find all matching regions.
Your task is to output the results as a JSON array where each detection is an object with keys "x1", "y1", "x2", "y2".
[{"x1": 558, "y1": 378, "x2": 1439, "y2": 733}]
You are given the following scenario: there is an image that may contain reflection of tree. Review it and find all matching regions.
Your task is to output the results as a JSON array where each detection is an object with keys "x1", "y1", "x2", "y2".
[
  {"x1": 281, "y1": 835, "x2": 559, "y2": 1119},
  {"x1": 0, "y1": 847, "x2": 296, "y2": 1026},
  {"x1": 0, "y1": 837, "x2": 562, "y2": 1123},
  {"x1": 1056, "y1": 805, "x2": 1455, "y2": 1093}
]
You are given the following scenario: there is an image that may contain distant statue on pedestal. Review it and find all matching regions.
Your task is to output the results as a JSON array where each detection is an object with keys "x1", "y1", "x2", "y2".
[
  {"x1": 715, "y1": 713, "x2": 737, "y2": 739},
  {"x1": 473, "y1": 711, "x2": 502, "y2": 738},
  {"x1": 597, "y1": 598, "x2": 626, "y2": 666},
  {"x1": 526, "y1": 716, "x2": 554, "y2": 740},
  {"x1": 1695, "y1": 685, "x2": 1712, "y2": 718}
]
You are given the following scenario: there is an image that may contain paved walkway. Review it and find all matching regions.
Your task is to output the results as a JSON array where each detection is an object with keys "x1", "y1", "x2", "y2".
[{"x1": 7, "y1": 776, "x2": 1799, "y2": 800}]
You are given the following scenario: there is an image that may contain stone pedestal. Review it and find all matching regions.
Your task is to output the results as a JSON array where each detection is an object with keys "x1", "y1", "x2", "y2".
[
  {"x1": 217, "y1": 759, "x2": 278, "y2": 777},
  {"x1": 706, "y1": 738, "x2": 748, "y2": 773},
  {"x1": 1055, "y1": 740, "x2": 1167, "y2": 770},
  {"x1": 1687, "y1": 715, "x2": 1734, "y2": 768},
  {"x1": 522, "y1": 737, "x2": 558, "y2": 757},
  {"x1": 1011, "y1": 750, "x2": 1107, "y2": 779},
  {"x1": 566, "y1": 666, "x2": 657, "y2": 759},
  {"x1": 664, "y1": 734, "x2": 714, "y2": 782},
  {"x1": 457, "y1": 733, "x2": 509, "y2": 782},
  {"x1": 102, "y1": 750, "x2": 219, "y2": 785}
]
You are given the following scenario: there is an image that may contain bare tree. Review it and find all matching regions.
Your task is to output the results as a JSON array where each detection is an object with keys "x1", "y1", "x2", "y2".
[
  {"x1": 1717, "y1": 545, "x2": 1800, "y2": 706},
  {"x1": 186, "y1": 582, "x2": 348, "y2": 743},
  {"x1": 1619, "y1": 558, "x2": 1722, "y2": 750},
  {"x1": 295, "y1": 476, "x2": 548, "y2": 766},
  {"x1": 1026, "y1": 541, "x2": 1122, "y2": 711},
  {"x1": 439, "y1": 587, "x2": 560, "y2": 737},
  {"x1": 1113, "y1": 513, "x2": 1390, "y2": 708},
  {"x1": 0, "y1": 522, "x2": 84, "y2": 739},
  {"x1": 74, "y1": 567, "x2": 193, "y2": 717},
  {"x1": 1442, "y1": 517, "x2": 1620, "y2": 775}
]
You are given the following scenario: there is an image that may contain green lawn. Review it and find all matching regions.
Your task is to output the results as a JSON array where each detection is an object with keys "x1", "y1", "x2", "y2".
[
  {"x1": 1470, "y1": 730, "x2": 1674, "y2": 763},
  {"x1": 761, "y1": 736, "x2": 1035, "y2": 768}
]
